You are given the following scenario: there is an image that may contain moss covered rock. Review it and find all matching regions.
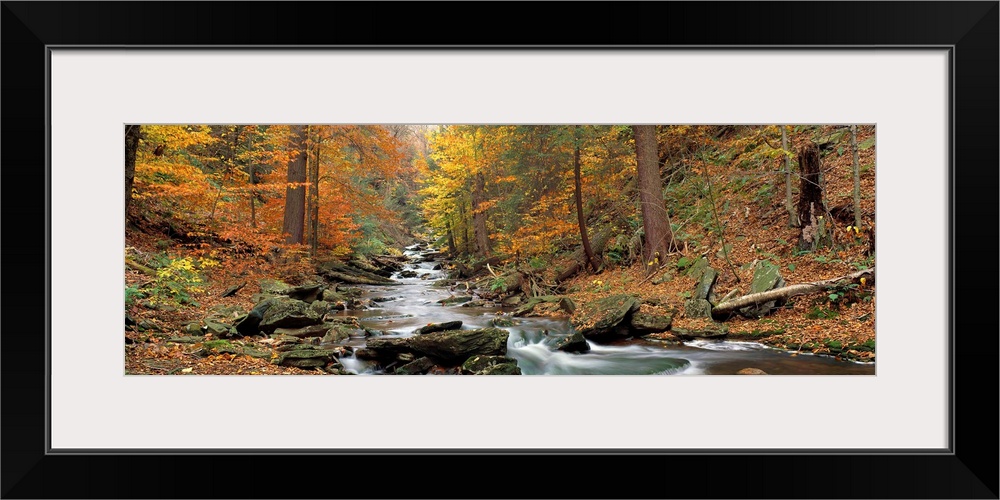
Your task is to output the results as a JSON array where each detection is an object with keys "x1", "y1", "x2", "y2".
[
  {"x1": 630, "y1": 312, "x2": 673, "y2": 333},
  {"x1": 258, "y1": 298, "x2": 322, "y2": 334},
  {"x1": 552, "y1": 332, "x2": 590, "y2": 353},
  {"x1": 573, "y1": 295, "x2": 641, "y2": 340},
  {"x1": 272, "y1": 345, "x2": 337, "y2": 368},
  {"x1": 414, "y1": 321, "x2": 463, "y2": 335},
  {"x1": 362, "y1": 328, "x2": 509, "y2": 366},
  {"x1": 461, "y1": 354, "x2": 518, "y2": 373},
  {"x1": 683, "y1": 298, "x2": 713, "y2": 319}
]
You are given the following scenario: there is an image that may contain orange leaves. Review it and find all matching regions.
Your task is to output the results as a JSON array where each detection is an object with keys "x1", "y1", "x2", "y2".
[{"x1": 133, "y1": 124, "x2": 410, "y2": 256}]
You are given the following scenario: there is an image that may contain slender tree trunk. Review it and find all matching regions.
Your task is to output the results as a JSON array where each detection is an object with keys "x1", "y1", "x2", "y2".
[
  {"x1": 458, "y1": 200, "x2": 471, "y2": 255},
  {"x1": 249, "y1": 161, "x2": 257, "y2": 228},
  {"x1": 309, "y1": 133, "x2": 321, "y2": 257},
  {"x1": 211, "y1": 128, "x2": 237, "y2": 220},
  {"x1": 210, "y1": 182, "x2": 224, "y2": 219},
  {"x1": 305, "y1": 127, "x2": 313, "y2": 247},
  {"x1": 446, "y1": 220, "x2": 458, "y2": 257},
  {"x1": 248, "y1": 129, "x2": 257, "y2": 228},
  {"x1": 797, "y1": 143, "x2": 825, "y2": 251},
  {"x1": 124, "y1": 124, "x2": 141, "y2": 218},
  {"x1": 782, "y1": 126, "x2": 800, "y2": 227},
  {"x1": 633, "y1": 125, "x2": 676, "y2": 275},
  {"x1": 850, "y1": 125, "x2": 862, "y2": 228},
  {"x1": 282, "y1": 125, "x2": 308, "y2": 244},
  {"x1": 471, "y1": 171, "x2": 492, "y2": 258},
  {"x1": 573, "y1": 137, "x2": 598, "y2": 272}
]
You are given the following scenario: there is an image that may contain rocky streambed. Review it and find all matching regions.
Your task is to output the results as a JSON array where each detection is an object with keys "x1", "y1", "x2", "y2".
[{"x1": 131, "y1": 243, "x2": 875, "y2": 375}]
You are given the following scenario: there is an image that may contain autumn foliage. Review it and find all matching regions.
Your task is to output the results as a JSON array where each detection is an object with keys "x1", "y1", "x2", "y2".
[{"x1": 130, "y1": 124, "x2": 416, "y2": 256}]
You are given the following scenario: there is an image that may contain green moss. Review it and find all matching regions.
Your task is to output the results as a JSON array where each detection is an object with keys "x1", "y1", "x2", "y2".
[{"x1": 203, "y1": 340, "x2": 233, "y2": 350}]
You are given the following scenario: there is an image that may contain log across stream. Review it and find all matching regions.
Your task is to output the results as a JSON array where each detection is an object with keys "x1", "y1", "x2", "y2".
[{"x1": 331, "y1": 246, "x2": 875, "y2": 375}]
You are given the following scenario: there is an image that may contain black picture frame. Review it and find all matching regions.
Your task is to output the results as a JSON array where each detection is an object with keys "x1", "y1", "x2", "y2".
[{"x1": 3, "y1": 2, "x2": 996, "y2": 498}]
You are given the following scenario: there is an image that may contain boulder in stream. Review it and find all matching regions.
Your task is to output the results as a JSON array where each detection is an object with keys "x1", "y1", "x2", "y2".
[
  {"x1": 362, "y1": 327, "x2": 509, "y2": 366},
  {"x1": 573, "y1": 294, "x2": 641, "y2": 340},
  {"x1": 438, "y1": 295, "x2": 473, "y2": 306},
  {"x1": 321, "y1": 325, "x2": 356, "y2": 344},
  {"x1": 629, "y1": 312, "x2": 673, "y2": 333},
  {"x1": 408, "y1": 328, "x2": 509, "y2": 364},
  {"x1": 461, "y1": 355, "x2": 521, "y2": 375},
  {"x1": 414, "y1": 321, "x2": 463, "y2": 335},
  {"x1": 396, "y1": 356, "x2": 436, "y2": 375},
  {"x1": 553, "y1": 332, "x2": 590, "y2": 353},
  {"x1": 308, "y1": 300, "x2": 331, "y2": 316}
]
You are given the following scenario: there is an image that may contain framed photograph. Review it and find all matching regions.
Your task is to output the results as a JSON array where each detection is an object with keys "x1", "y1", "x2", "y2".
[{"x1": 3, "y1": 2, "x2": 996, "y2": 498}]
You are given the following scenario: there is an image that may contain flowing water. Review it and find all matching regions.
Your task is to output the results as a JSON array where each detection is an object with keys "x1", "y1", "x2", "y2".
[{"x1": 330, "y1": 246, "x2": 875, "y2": 376}]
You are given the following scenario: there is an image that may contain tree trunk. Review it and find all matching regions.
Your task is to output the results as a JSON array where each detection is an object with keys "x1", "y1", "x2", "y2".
[
  {"x1": 471, "y1": 171, "x2": 492, "y2": 258},
  {"x1": 446, "y1": 220, "x2": 458, "y2": 257},
  {"x1": 797, "y1": 142, "x2": 825, "y2": 251},
  {"x1": 633, "y1": 125, "x2": 676, "y2": 275},
  {"x1": 782, "y1": 126, "x2": 799, "y2": 227},
  {"x1": 124, "y1": 124, "x2": 141, "y2": 217},
  {"x1": 573, "y1": 137, "x2": 599, "y2": 272},
  {"x1": 458, "y1": 200, "x2": 471, "y2": 255},
  {"x1": 850, "y1": 125, "x2": 862, "y2": 228},
  {"x1": 211, "y1": 129, "x2": 237, "y2": 220},
  {"x1": 282, "y1": 125, "x2": 308, "y2": 244},
  {"x1": 248, "y1": 129, "x2": 257, "y2": 228},
  {"x1": 713, "y1": 268, "x2": 873, "y2": 317},
  {"x1": 249, "y1": 161, "x2": 257, "y2": 228},
  {"x1": 309, "y1": 131, "x2": 321, "y2": 257},
  {"x1": 305, "y1": 127, "x2": 313, "y2": 248}
]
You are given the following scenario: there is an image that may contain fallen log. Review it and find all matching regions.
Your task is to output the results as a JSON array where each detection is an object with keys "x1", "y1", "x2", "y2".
[
  {"x1": 321, "y1": 270, "x2": 396, "y2": 286},
  {"x1": 555, "y1": 226, "x2": 613, "y2": 283},
  {"x1": 126, "y1": 258, "x2": 156, "y2": 277},
  {"x1": 487, "y1": 270, "x2": 524, "y2": 296},
  {"x1": 455, "y1": 256, "x2": 501, "y2": 278},
  {"x1": 713, "y1": 268, "x2": 873, "y2": 318},
  {"x1": 318, "y1": 260, "x2": 397, "y2": 285}
]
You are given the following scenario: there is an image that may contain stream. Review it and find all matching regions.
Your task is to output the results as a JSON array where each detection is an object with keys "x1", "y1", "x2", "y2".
[{"x1": 331, "y1": 246, "x2": 875, "y2": 375}]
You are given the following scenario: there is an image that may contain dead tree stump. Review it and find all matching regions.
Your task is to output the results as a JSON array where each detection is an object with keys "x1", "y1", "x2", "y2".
[{"x1": 797, "y1": 143, "x2": 828, "y2": 251}]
